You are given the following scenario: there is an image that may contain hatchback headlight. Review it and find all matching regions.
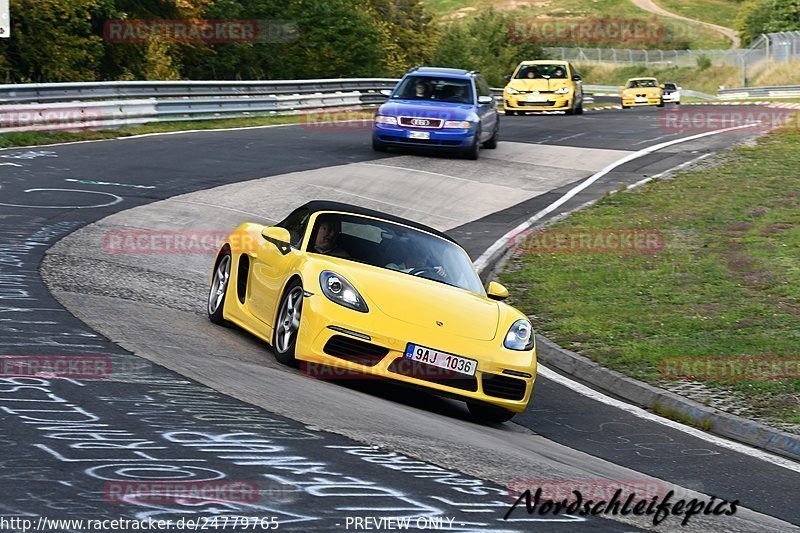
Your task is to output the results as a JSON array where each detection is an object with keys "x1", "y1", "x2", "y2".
[
  {"x1": 506, "y1": 87, "x2": 520, "y2": 95},
  {"x1": 374, "y1": 115, "x2": 398, "y2": 126},
  {"x1": 320, "y1": 271, "x2": 368, "y2": 313},
  {"x1": 554, "y1": 87, "x2": 570, "y2": 94},
  {"x1": 504, "y1": 319, "x2": 534, "y2": 351},
  {"x1": 443, "y1": 120, "x2": 472, "y2": 129}
]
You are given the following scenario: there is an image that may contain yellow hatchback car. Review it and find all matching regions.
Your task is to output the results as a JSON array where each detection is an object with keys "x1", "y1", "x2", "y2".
[
  {"x1": 503, "y1": 60, "x2": 583, "y2": 115},
  {"x1": 621, "y1": 77, "x2": 664, "y2": 109},
  {"x1": 208, "y1": 201, "x2": 537, "y2": 423}
]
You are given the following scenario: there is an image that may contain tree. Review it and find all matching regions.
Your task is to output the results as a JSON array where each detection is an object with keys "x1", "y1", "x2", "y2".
[
  {"x1": 431, "y1": 9, "x2": 545, "y2": 87},
  {"x1": 736, "y1": 0, "x2": 800, "y2": 45}
]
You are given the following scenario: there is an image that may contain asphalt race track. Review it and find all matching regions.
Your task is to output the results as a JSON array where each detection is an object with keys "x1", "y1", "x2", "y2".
[{"x1": 1, "y1": 106, "x2": 798, "y2": 531}]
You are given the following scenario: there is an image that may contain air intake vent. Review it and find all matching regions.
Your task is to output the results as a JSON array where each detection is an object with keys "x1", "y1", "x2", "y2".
[
  {"x1": 482, "y1": 373, "x2": 527, "y2": 400},
  {"x1": 323, "y1": 335, "x2": 388, "y2": 366}
]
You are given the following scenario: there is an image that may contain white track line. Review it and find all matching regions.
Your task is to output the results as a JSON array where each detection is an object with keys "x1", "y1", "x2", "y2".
[{"x1": 539, "y1": 366, "x2": 800, "y2": 472}]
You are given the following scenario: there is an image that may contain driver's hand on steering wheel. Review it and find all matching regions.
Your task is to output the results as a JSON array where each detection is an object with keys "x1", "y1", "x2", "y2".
[{"x1": 434, "y1": 265, "x2": 447, "y2": 278}]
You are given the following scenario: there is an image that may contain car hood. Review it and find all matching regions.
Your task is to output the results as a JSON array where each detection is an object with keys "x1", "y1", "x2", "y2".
[
  {"x1": 378, "y1": 99, "x2": 476, "y2": 122},
  {"x1": 507, "y1": 78, "x2": 573, "y2": 92},
  {"x1": 623, "y1": 87, "x2": 661, "y2": 96},
  {"x1": 321, "y1": 260, "x2": 500, "y2": 341}
]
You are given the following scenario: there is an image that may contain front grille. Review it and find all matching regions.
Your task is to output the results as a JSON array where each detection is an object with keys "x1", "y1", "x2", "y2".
[
  {"x1": 398, "y1": 116, "x2": 443, "y2": 129},
  {"x1": 387, "y1": 358, "x2": 478, "y2": 391},
  {"x1": 520, "y1": 101, "x2": 555, "y2": 107},
  {"x1": 323, "y1": 335, "x2": 388, "y2": 367},
  {"x1": 482, "y1": 373, "x2": 527, "y2": 400}
]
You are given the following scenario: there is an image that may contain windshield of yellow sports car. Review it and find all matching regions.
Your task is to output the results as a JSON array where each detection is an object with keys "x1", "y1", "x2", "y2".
[
  {"x1": 627, "y1": 79, "x2": 658, "y2": 88},
  {"x1": 308, "y1": 213, "x2": 485, "y2": 295}
]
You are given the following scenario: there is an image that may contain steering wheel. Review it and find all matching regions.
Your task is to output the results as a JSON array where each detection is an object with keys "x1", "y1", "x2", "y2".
[{"x1": 409, "y1": 266, "x2": 438, "y2": 277}]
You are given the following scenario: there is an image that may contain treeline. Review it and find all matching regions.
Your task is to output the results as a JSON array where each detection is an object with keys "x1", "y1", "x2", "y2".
[
  {"x1": 736, "y1": 0, "x2": 800, "y2": 45},
  {"x1": 0, "y1": 1, "x2": 542, "y2": 86}
]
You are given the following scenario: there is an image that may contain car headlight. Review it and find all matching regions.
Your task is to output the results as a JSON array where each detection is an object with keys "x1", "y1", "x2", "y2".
[
  {"x1": 374, "y1": 115, "x2": 398, "y2": 126},
  {"x1": 443, "y1": 120, "x2": 472, "y2": 129},
  {"x1": 506, "y1": 87, "x2": 520, "y2": 95},
  {"x1": 504, "y1": 319, "x2": 534, "y2": 351},
  {"x1": 320, "y1": 271, "x2": 368, "y2": 313},
  {"x1": 554, "y1": 87, "x2": 570, "y2": 94}
]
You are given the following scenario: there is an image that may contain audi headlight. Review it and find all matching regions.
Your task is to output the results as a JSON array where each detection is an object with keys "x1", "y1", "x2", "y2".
[
  {"x1": 374, "y1": 115, "x2": 398, "y2": 126},
  {"x1": 506, "y1": 87, "x2": 520, "y2": 95},
  {"x1": 504, "y1": 319, "x2": 534, "y2": 351},
  {"x1": 554, "y1": 87, "x2": 570, "y2": 94},
  {"x1": 320, "y1": 271, "x2": 368, "y2": 313},
  {"x1": 443, "y1": 120, "x2": 472, "y2": 129}
]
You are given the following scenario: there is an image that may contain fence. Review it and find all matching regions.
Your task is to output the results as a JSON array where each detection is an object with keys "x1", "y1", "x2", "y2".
[{"x1": 546, "y1": 31, "x2": 800, "y2": 87}]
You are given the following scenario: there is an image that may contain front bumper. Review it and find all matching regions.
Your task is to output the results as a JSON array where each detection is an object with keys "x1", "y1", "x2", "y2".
[
  {"x1": 504, "y1": 94, "x2": 572, "y2": 112},
  {"x1": 373, "y1": 124, "x2": 475, "y2": 149},
  {"x1": 295, "y1": 294, "x2": 537, "y2": 412},
  {"x1": 622, "y1": 96, "x2": 662, "y2": 107}
]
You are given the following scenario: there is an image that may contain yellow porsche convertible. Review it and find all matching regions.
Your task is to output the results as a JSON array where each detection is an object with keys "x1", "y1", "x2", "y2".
[
  {"x1": 621, "y1": 77, "x2": 664, "y2": 109},
  {"x1": 208, "y1": 201, "x2": 536, "y2": 422}
]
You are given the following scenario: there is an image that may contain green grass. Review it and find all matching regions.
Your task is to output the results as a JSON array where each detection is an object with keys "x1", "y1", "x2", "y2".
[
  {"x1": 426, "y1": 0, "x2": 730, "y2": 49},
  {"x1": 501, "y1": 127, "x2": 800, "y2": 426},
  {"x1": 0, "y1": 111, "x2": 375, "y2": 149},
  {"x1": 656, "y1": 0, "x2": 740, "y2": 29}
]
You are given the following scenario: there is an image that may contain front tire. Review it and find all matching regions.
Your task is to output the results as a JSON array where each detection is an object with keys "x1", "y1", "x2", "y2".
[
  {"x1": 208, "y1": 250, "x2": 231, "y2": 326},
  {"x1": 372, "y1": 137, "x2": 388, "y2": 152},
  {"x1": 467, "y1": 401, "x2": 516, "y2": 423},
  {"x1": 463, "y1": 129, "x2": 481, "y2": 160},
  {"x1": 657, "y1": 99, "x2": 665, "y2": 108},
  {"x1": 273, "y1": 280, "x2": 304, "y2": 366},
  {"x1": 483, "y1": 127, "x2": 499, "y2": 149},
  {"x1": 574, "y1": 101, "x2": 584, "y2": 115}
]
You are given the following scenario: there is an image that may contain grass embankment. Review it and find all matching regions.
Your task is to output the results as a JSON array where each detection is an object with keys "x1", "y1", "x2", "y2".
[
  {"x1": 500, "y1": 127, "x2": 800, "y2": 426},
  {"x1": 0, "y1": 111, "x2": 375, "y2": 149},
  {"x1": 656, "y1": 0, "x2": 740, "y2": 28},
  {"x1": 425, "y1": 0, "x2": 729, "y2": 49}
]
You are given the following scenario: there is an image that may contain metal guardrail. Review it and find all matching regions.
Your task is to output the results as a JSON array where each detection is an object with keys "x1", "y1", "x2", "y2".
[
  {"x1": 718, "y1": 85, "x2": 800, "y2": 99},
  {"x1": 0, "y1": 79, "x2": 399, "y2": 104},
  {"x1": 0, "y1": 80, "x2": 394, "y2": 133}
]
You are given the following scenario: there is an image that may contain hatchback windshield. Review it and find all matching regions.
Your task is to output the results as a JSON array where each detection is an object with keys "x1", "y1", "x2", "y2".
[
  {"x1": 515, "y1": 64, "x2": 569, "y2": 79},
  {"x1": 308, "y1": 213, "x2": 485, "y2": 295},
  {"x1": 393, "y1": 76, "x2": 474, "y2": 104}
]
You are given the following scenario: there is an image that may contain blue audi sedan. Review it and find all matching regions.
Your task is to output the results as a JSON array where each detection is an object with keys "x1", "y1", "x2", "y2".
[{"x1": 372, "y1": 67, "x2": 499, "y2": 160}]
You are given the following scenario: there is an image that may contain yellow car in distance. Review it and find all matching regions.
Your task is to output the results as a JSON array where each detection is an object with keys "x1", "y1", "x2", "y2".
[
  {"x1": 503, "y1": 60, "x2": 583, "y2": 115},
  {"x1": 621, "y1": 77, "x2": 664, "y2": 109},
  {"x1": 208, "y1": 201, "x2": 537, "y2": 423}
]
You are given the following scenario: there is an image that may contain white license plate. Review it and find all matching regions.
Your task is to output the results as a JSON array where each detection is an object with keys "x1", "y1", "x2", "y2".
[
  {"x1": 404, "y1": 343, "x2": 477, "y2": 376},
  {"x1": 635, "y1": 97, "x2": 648, "y2": 103},
  {"x1": 526, "y1": 96, "x2": 547, "y2": 103},
  {"x1": 409, "y1": 131, "x2": 430, "y2": 140}
]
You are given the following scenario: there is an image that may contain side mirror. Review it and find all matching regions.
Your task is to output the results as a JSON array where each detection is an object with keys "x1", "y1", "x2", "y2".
[
  {"x1": 486, "y1": 281, "x2": 509, "y2": 301},
  {"x1": 619, "y1": 85, "x2": 625, "y2": 90},
  {"x1": 678, "y1": 86, "x2": 683, "y2": 91},
  {"x1": 572, "y1": 75, "x2": 582, "y2": 82},
  {"x1": 503, "y1": 74, "x2": 511, "y2": 82},
  {"x1": 261, "y1": 226, "x2": 291, "y2": 255},
  {"x1": 659, "y1": 84, "x2": 665, "y2": 89},
  {"x1": 478, "y1": 95, "x2": 494, "y2": 105},
  {"x1": 380, "y1": 89, "x2": 392, "y2": 97}
]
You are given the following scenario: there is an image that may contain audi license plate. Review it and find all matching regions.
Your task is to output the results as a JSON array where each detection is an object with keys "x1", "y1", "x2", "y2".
[
  {"x1": 405, "y1": 343, "x2": 477, "y2": 376},
  {"x1": 409, "y1": 131, "x2": 430, "y2": 140},
  {"x1": 526, "y1": 96, "x2": 547, "y2": 103}
]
